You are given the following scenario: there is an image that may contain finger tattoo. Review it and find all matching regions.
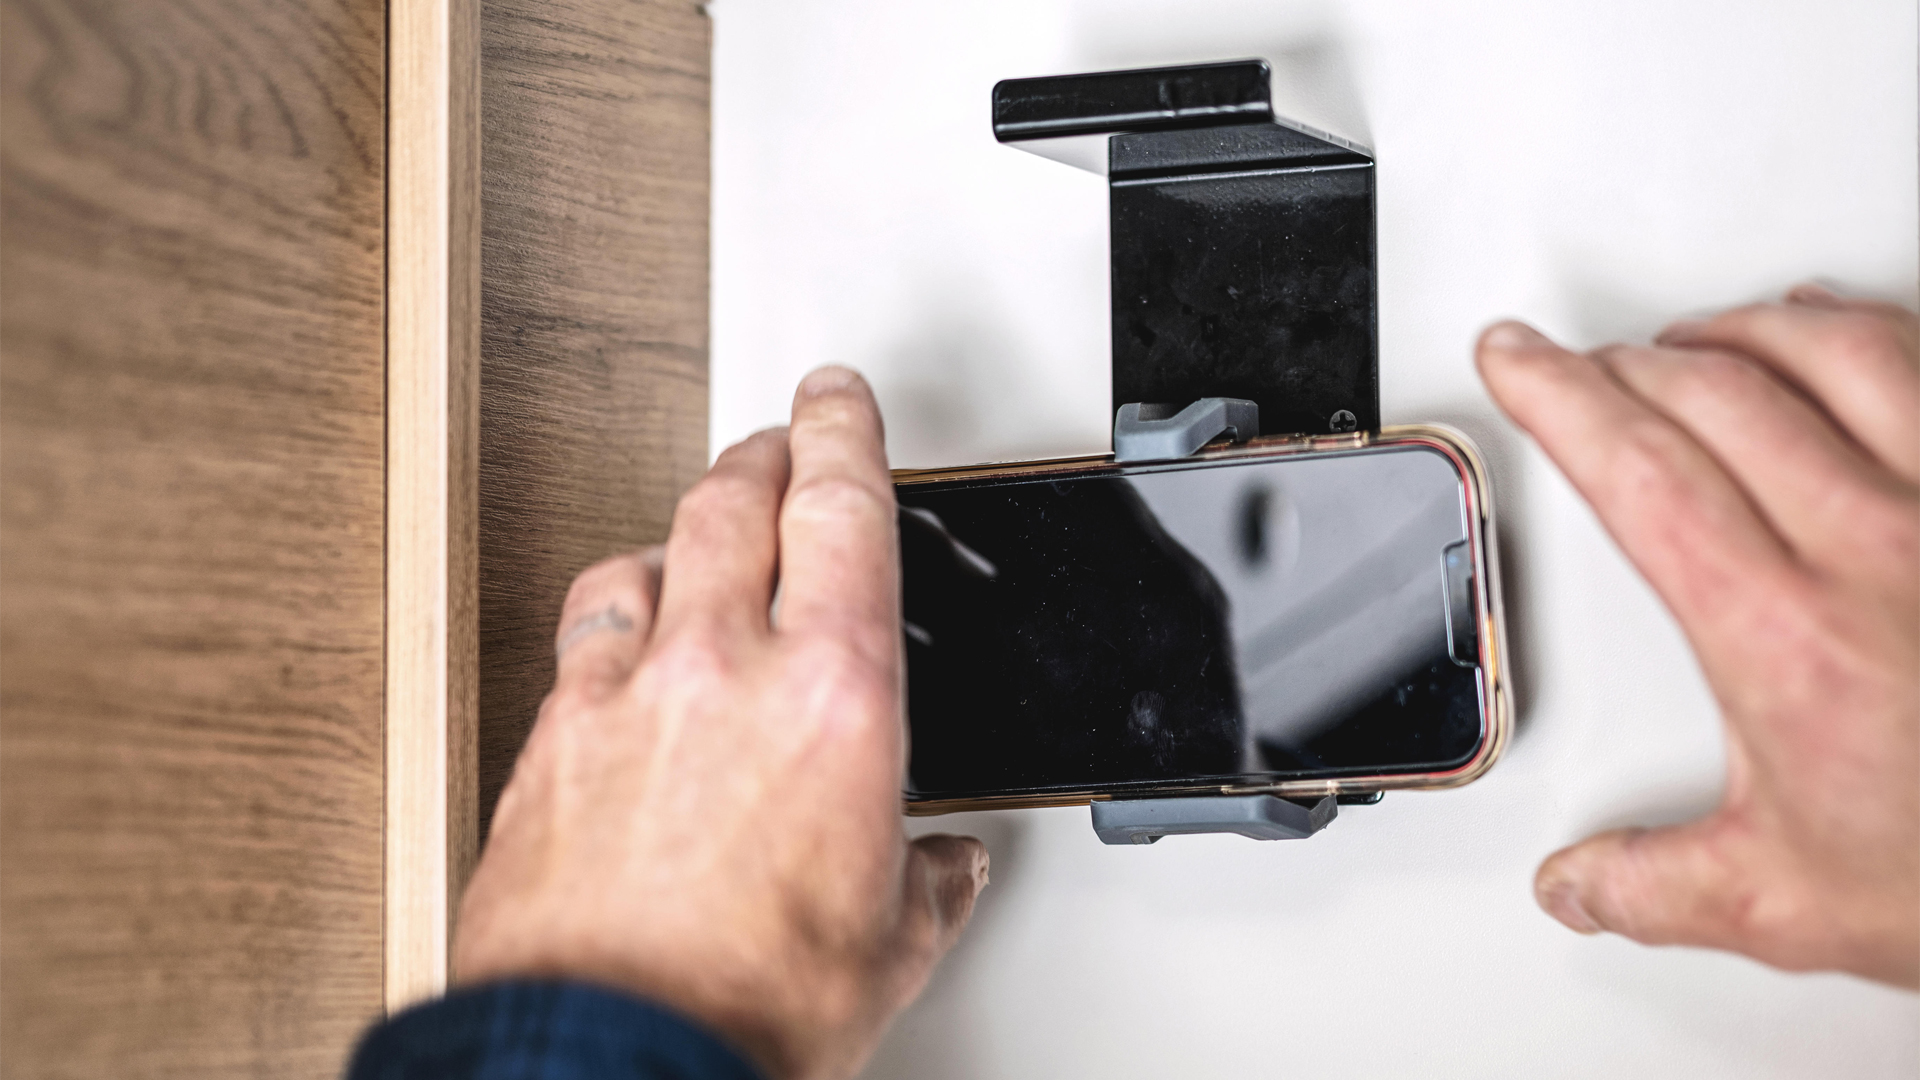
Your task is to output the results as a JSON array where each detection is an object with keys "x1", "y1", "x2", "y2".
[{"x1": 556, "y1": 605, "x2": 637, "y2": 658}]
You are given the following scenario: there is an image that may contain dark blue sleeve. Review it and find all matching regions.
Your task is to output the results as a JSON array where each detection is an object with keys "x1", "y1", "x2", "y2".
[{"x1": 347, "y1": 981, "x2": 768, "y2": 1080}]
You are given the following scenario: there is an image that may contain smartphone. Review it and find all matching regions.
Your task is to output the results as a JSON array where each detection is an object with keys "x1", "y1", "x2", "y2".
[{"x1": 895, "y1": 426, "x2": 1510, "y2": 813}]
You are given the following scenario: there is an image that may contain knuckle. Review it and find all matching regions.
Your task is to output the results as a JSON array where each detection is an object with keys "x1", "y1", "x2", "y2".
[
  {"x1": 1758, "y1": 584, "x2": 1911, "y2": 710},
  {"x1": 798, "y1": 635, "x2": 884, "y2": 688},
  {"x1": 1675, "y1": 348, "x2": 1761, "y2": 402},
  {"x1": 535, "y1": 682, "x2": 602, "y2": 731},
  {"x1": 736, "y1": 425, "x2": 791, "y2": 451},
  {"x1": 797, "y1": 383, "x2": 876, "y2": 422},
  {"x1": 676, "y1": 470, "x2": 768, "y2": 525},
  {"x1": 562, "y1": 553, "x2": 633, "y2": 605},
  {"x1": 1608, "y1": 343, "x2": 1738, "y2": 404},
  {"x1": 637, "y1": 630, "x2": 736, "y2": 694},
  {"x1": 1721, "y1": 588, "x2": 1909, "y2": 744},
  {"x1": 712, "y1": 427, "x2": 788, "y2": 468},
  {"x1": 785, "y1": 637, "x2": 893, "y2": 722},
  {"x1": 1621, "y1": 343, "x2": 1763, "y2": 411},
  {"x1": 1817, "y1": 312, "x2": 1907, "y2": 372},
  {"x1": 1589, "y1": 342, "x2": 1636, "y2": 366},
  {"x1": 783, "y1": 474, "x2": 892, "y2": 527},
  {"x1": 1595, "y1": 828, "x2": 1750, "y2": 949},
  {"x1": 1702, "y1": 864, "x2": 1816, "y2": 959},
  {"x1": 1712, "y1": 302, "x2": 1774, "y2": 333},
  {"x1": 1606, "y1": 418, "x2": 1694, "y2": 499},
  {"x1": 1830, "y1": 484, "x2": 1920, "y2": 565}
]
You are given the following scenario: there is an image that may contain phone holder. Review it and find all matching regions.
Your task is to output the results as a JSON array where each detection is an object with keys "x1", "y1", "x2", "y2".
[{"x1": 993, "y1": 59, "x2": 1384, "y2": 843}]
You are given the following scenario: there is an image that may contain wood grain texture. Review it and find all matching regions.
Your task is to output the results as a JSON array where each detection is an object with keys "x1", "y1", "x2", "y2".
[
  {"x1": 477, "y1": 0, "x2": 710, "y2": 831},
  {"x1": 0, "y1": 0, "x2": 387, "y2": 1074},
  {"x1": 385, "y1": 0, "x2": 481, "y2": 1013}
]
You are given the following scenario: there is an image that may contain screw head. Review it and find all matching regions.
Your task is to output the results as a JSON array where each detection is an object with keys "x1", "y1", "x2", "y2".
[{"x1": 1329, "y1": 409, "x2": 1358, "y2": 433}]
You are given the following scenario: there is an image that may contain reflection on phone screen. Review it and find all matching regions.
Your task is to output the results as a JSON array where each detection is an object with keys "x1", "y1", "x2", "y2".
[{"x1": 899, "y1": 446, "x2": 1483, "y2": 799}]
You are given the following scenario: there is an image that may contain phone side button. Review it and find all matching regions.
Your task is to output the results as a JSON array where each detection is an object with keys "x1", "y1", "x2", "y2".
[{"x1": 1442, "y1": 539, "x2": 1480, "y2": 668}]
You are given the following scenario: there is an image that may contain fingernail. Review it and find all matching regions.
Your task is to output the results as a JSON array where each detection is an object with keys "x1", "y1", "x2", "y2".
[
  {"x1": 1482, "y1": 321, "x2": 1550, "y2": 351},
  {"x1": 1786, "y1": 283, "x2": 1840, "y2": 307},
  {"x1": 1654, "y1": 319, "x2": 1707, "y2": 346},
  {"x1": 1536, "y1": 877, "x2": 1602, "y2": 934},
  {"x1": 797, "y1": 365, "x2": 861, "y2": 398}
]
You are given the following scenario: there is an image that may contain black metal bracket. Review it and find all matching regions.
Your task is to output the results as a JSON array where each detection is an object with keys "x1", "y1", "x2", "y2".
[{"x1": 993, "y1": 59, "x2": 1379, "y2": 444}]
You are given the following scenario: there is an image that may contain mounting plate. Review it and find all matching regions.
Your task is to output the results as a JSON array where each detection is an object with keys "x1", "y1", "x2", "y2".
[{"x1": 993, "y1": 59, "x2": 1379, "y2": 442}]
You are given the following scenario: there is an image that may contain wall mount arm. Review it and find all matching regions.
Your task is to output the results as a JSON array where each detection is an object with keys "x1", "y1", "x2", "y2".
[{"x1": 993, "y1": 59, "x2": 1380, "y2": 442}]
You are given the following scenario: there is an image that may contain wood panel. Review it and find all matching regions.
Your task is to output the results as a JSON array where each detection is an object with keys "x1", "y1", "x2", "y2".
[
  {"x1": 0, "y1": 0, "x2": 388, "y2": 1074},
  {"x1": 477, "y1": 0, "x2": 710, "y2": 831},
  {"x1": 385, "y1": 0, "x2": 481, "y2": 1013}
]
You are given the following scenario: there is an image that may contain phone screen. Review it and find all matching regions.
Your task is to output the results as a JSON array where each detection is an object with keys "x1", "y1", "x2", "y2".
[{"x1": 898, "y1": 444, "x2": 1485, "y2": 801}]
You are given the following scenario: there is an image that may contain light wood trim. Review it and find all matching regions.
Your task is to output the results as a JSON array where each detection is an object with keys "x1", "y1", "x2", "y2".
[{"x1": 386, "y1": 0, "x2": 481, "y2": 1013}]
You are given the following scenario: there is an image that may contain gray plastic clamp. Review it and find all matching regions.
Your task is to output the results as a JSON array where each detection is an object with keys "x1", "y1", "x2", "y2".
[
  {"x1": 1096, "y1": 398, "x2": 1342, "y2": 845},
  {"x1": 1112, "y1": 398, "x2": 1259, "y2": 463},
  {"x1": 1093, "y1": 793, "x2": 1337, "y2": 845}
]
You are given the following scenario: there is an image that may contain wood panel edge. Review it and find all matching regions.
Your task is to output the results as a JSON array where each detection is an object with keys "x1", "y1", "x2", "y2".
[{"x1": 385, "y1": 0, "x2": 481, "y2": 1015}]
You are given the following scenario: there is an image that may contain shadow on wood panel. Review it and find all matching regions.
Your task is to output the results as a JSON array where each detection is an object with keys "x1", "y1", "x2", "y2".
[{"x1": 477, "y1": 0, "x2": 712, "y2": 837}]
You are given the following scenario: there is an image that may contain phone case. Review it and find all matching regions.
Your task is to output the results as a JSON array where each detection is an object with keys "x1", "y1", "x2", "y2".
[{"x1": 895, "y1": 424, "x2": 1512, "y2": 815}]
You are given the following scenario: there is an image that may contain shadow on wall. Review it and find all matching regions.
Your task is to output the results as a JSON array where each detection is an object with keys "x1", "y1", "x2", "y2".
[{"x1": 1067, "y1": 0, "x2": 1373, "y2": 147}]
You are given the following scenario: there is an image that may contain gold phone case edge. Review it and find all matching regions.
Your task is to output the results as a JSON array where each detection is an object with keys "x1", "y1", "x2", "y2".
[{"x1": 897, "y1": 423, "x2": 1514, "y2": 816}]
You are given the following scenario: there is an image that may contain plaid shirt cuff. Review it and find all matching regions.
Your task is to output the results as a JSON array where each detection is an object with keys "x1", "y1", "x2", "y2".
[{"x1": 347, "y1": 980, "x2": 767, "y2": 1080}]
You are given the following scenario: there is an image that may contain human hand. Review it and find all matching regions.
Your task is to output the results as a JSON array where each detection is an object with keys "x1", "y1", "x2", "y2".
[
  {"x1": 452, "y1": 368, "x2": 989, "y2": 1078},
  {"x1": 1477, "y1": 285, "x2": 1919, "y2": 987}
]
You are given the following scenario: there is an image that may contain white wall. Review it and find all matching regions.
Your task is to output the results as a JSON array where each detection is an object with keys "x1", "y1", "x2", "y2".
[{"x1": 710, "y1": 2, "x2": 1920, "y2": 1076}]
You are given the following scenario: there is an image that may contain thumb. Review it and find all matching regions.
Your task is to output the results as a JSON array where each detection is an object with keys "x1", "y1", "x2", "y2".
[
  {"x1": 884, "y1": 834, "x2": 989, "y2": 1005},
  {"x1": 1534, "y1": 819, "x2": 1746, "y2": 949},
  {"x1": 904, "y1": 833, "x2": 989, "y2": 950}
]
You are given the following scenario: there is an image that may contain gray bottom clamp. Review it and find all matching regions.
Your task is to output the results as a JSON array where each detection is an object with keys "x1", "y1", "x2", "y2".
[{"x1": 1091, "y1": 793, "x2": 1337, "y2": 845}]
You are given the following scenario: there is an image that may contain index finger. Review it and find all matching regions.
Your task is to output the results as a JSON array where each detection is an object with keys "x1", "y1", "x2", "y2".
[
  {"x1": 1476, "y1": 322, "x2": 1802, "y2": 672},
  {"x1": 774, "y1": 366, "x2": 899, "y2": 667}
]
